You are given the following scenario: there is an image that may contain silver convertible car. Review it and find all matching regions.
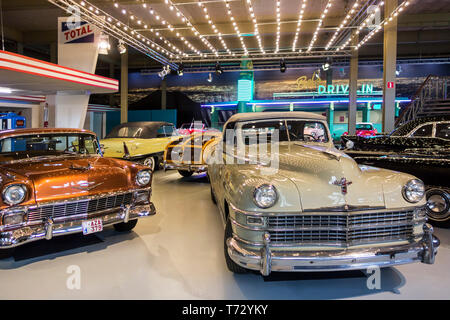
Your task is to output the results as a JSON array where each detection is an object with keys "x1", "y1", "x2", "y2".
[{"x1": 207, "y1": 112, "x2": 439, "y2": 275}]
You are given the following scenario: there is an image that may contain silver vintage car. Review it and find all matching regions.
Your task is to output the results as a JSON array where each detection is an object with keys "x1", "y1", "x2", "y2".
[{"x1": 207, "y1": 112, "x2": 439, "y2": 275}]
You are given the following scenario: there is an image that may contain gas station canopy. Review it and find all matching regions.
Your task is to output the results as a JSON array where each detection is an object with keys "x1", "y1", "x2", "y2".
[{"x1": 0, "y1": 50, "x2": 118, "y2": 95}]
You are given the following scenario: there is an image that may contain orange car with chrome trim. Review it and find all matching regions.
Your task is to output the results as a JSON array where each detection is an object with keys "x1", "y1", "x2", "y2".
[
  {"x1": 163, "y1": 132, "x2": 221, "y2": 177},
  {"x1": 0, "y1": 128, "x2": 155, "y2": 257}
]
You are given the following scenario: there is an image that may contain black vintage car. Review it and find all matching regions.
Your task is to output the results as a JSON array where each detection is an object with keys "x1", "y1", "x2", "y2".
[{"x1": 341, "y1": 115, "x2": 450, "y2": 226}]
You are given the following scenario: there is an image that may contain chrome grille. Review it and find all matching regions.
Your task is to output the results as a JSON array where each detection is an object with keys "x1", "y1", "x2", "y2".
[
  {"x1": 27, "y1": 193, "x2": 133, "y2": 222},
  {"x1": 267, "y1": 210, "x2": 415, "y2": 246}
]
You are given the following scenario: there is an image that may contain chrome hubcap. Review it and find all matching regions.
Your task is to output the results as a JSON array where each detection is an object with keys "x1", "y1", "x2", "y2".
[
  {"x1": 427, "y1": 195, "x2": 447, "y2": 214},
  {"x1": 144, "y1": 157, "x2": 155, "y2": 170}
]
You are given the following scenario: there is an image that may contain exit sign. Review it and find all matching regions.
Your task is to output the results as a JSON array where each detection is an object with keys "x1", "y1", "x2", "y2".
[{"x1": 387, "y1": 82, "x2": 395, "y2": 89}]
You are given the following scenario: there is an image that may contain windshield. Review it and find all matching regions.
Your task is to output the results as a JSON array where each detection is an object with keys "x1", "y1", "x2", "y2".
[
  {"x1": 356, "y1": 124, "x2": 373, "y2": 130},
  {"x1": 0, "y1": 134, "x2": 100, "y2": 162},
  {"x1": 231, "y1": 119, "x2": 329, "y2": 145}
]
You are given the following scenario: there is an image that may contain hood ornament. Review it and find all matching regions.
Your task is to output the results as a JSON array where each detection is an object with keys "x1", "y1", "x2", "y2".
[
  {"x1": 333, "y1": 177, "x2": 352, "y2": 195},
  {"x1": 72, "y1": 182, "x2": 104, "y2": 191}
]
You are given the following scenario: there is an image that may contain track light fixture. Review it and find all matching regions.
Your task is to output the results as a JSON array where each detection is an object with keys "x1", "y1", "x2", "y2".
[
  {"x1": 158, "y1": 65, "x2": 171, "y2": 79},
  {"x1": 98, "y1": 34, "x2": 111, "y2": 55},
  {"x1": 117, "y1": 40, "x2": 127, "y2": 54},
  {"x1": 280, "y1": 59, "x2": 286, "y2": 73},
  {"x1": 215, "y1": 62, "x2": 223, "y2": 75},
  {"x1": 177, "y1": 63, "x2": 184, "y2": 76}
]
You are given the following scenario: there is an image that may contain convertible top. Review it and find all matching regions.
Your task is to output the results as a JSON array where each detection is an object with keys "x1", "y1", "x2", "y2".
[
  {"x1": 105, "y1": 121, "x2": 174, "y2": 139},
  {"x1": 226, "y1": 112, "x2": 327, "y2": 124}
]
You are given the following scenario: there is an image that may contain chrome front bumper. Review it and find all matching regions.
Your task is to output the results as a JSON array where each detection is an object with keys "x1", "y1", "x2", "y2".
[
  {"x1": 163, "y1": 161, "x2": 207, "y2": 173},
  {"x1": 0, "y1": 203, "x2": 156, "y2": 249},
  {"x1": 227, "y1": 223, "x2": 440, "y2": 276}
]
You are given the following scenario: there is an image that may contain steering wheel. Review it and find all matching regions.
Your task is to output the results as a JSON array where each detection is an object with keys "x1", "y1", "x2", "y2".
[
  {"x1": 303, "y1": 134, "x2": 315, "y2": 141},
  {"x1": 64, "y1": 145, "x2": 77, "y2": 153}
]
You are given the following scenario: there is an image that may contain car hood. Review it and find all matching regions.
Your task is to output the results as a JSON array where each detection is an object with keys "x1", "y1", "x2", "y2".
[
  {"x1": 225, "y1": 142, "x2": 389, "y2": 211},
  {"x1": 274, "y1": 143, "x2": 385, "y2": 210},
  {"x1": 1, "y1": 156, "x2": 134, "y2": 202}
]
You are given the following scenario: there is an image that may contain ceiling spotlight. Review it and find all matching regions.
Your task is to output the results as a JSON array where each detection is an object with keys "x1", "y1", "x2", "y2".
[
  {"x1": 215, "y1": 62, "x2": 223, "y2": 75},
  {"x1": 177, "y1": 63, "x2": 184, "y2": 76},
  {"x1": 117, "y1": 41, "x2": 127, "y2": 54},
  {"x1": 98, "y1": 34, "x2": 110, "y2": 55},
  {"x1": 207, "y1": 73, "x2": 212, "y2": 83},
  {"x1": 280, "y1": 59, "x2": 286, "y2": 73},
  {"x1": 158, "y1": 65, "x2": 171, "y2": 79}
]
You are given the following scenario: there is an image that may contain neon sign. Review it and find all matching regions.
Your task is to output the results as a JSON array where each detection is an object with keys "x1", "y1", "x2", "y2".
[{"x1": 317, "y1": 83, "x2": 374, "y2": 95}]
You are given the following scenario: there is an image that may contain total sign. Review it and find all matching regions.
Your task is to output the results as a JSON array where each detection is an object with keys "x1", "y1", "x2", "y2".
[
  {"x1": 58, "y1": 19, "x2": 99, "y2": 44},
  {"x1": 57, "y1": 16, "x2": 102, "y2": 73},
  {"x1": 61, "y1": 22, "x2": 94, "y2": 44}
]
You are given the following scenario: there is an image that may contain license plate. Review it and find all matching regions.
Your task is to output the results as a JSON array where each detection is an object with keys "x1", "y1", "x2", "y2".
[{"x1": 82, "y1": 218, "x2": 103, "y2": 235}]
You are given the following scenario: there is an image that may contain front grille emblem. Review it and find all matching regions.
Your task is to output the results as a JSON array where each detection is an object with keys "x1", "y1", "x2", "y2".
[{"x1": 333, "y1": 177, "x2": 352, "y2": 195}]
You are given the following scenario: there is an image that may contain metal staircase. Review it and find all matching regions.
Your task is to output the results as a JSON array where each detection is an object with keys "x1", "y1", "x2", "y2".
[{"x1": 396, "y1": 76, "x2": 450, "y2": 126}]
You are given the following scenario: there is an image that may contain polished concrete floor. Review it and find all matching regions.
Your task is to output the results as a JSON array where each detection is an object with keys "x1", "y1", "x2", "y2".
[{"x1": 1, "y1": 170, "x2": 449, "y2": 300}]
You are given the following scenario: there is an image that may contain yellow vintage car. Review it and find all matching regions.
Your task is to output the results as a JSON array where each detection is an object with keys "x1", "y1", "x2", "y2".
[
  {"x1": 163, "y1": 131, "x2": 221, "y2": 177},
  {"x1": 101, "y1": 121, "x2": 178, "y2": 170}
]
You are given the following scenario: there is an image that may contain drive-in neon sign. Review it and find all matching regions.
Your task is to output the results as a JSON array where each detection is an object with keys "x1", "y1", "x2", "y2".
[{"x1": 317, "y1": 83, "x2": 374, "y2": 95}]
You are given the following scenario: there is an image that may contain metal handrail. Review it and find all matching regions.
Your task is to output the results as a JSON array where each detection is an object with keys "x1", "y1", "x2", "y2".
[{"x1": 395, "y1": 75, "x2": 450, "y2": 126}]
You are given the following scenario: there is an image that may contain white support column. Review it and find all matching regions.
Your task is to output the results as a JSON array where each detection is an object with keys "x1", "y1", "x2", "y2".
[
  {"x1": 348, "y1": 31, "x2": 359, "y2": 136},
  {"x1": 382, "y1": 0, "x2": 398, "y2": 133},
  {"x1": 121, "y1": 48, "x2": 128, "y2": 124}
]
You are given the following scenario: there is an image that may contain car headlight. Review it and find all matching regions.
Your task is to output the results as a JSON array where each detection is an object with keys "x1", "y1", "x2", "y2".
[
  {"x1": 136, "y1": 170, "x2": 152, "y2": 186},
  {"x1": 402, "y1": 179, "x2": 425, "y2": 203},
  {"x1": 2, "y1": 184, "x2": 27, "y2": 206},
  {"x1": 253, "y1": 184, "x2": 278, "y2": 209}
]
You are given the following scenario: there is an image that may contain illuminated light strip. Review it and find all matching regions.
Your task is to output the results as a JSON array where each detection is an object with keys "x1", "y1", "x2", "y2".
[
  {"x1": 325, "y1": 0, "x2": 360, "y2": 50},
  {"x1": 351, "y1": 0, "x2": 410, "y2": 51},
  {"x1": 224, "y1": 0, "x2": 248, "y2": 56},
  {"x1": 307, "y1": 0, "x2": 334, "y2": 52},
  {"x1": 163, "y1": 0, "x2": 218, "y2": 58},
  {"x1": 88, "y1": 1, "x2": 176, "y2": 57},
  {"x1": 51, "y1": 0, "x2": 175, "y2": 68},
  {"x1": 246, "y1": 0, "x2": 264, "y2": 54},
  {"x1": 144, "y1": 3, "x2": 201, "y2": 58},
  {"x1": 292, "y1": 0, "x2": 307, "y2": 52},
  {"x1": 112, "y1": 1, "x2": 191, "y2": 59},
  {"x1": 198, "y1": 1, "x2": 230, "y2": 56},
  {"x1": 337, "y1": 1, "x2": 384, "y2": 51},
  {"x1": 275, "y1": 0, "x2": 281, "y2": 53}
]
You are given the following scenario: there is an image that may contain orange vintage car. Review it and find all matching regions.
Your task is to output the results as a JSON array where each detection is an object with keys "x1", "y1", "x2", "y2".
[
  {"x1": 0, "y1": 128, "x2": 155, "y2": 258},
  {"x1": 163, "y1": 132, "x2": 221, "y2": 177}
]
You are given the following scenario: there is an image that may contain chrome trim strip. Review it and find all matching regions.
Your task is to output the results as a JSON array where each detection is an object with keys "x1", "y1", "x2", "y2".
[
  {"x1": 226, "y1": 223, "x2": 439, "y2": 275},
  {"x1": 0, "y1": 203, "x2": 156, "y2": 249},
  {"x1": 229, "y1": 202, "x2": 423, "y2": 217}
]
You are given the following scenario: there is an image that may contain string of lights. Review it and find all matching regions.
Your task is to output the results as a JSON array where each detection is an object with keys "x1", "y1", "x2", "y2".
[
  {"x1": 336, "y1": 0, "x2": 384, "y2": 51},
  {"x1": 245, "y1": 0, "x2": 264, "y2": 54},
  {"x1": 354, "y1": 0, "x2": 411, "y2": 51},
  {"x1": 197, "y1": 1, "x2": 231, "y2": 56},
  {"x1": 110, "y1": 1, "x2": 184, "y2": 58},
  {"x1": 224, "y1": 0, "x2": 248, "y2": 56},
  {"x1": 161, "y1": 0, "x2": 219, "y2": 58},
  {"x1": 275, "y1": 0, "x2": 281, "y2": 53},
  {"x1": 292, "y1": 0, "x2": 307, "y2": 52},
  {"x1": 325, "y1": 0, "x2": 360, "y2": 50},
  {"x1": 49, "y1": 0, "x2": 177, "y2": 67},
  {"x1": 307, "y1": 0, "x2": 334, "y2": 52}
]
